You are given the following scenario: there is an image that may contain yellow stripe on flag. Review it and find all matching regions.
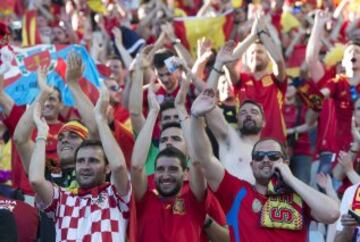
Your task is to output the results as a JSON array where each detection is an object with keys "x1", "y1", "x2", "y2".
[
  {"x1": 183, "y1": 15, "x2": 227, "y2": 56},
  {"x1": 22, "y1": 17, "x2": 28, "y2": 47},
  {"x1": 30, "y1": 17, "x2": 37, "y2": 46}
]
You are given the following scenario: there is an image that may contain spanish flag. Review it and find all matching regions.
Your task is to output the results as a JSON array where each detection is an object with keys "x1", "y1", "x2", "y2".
[
  {"x1": 22, "y1": 10, "x2": 42, "y2": 47},
  {"x1": 173, "y1": 10, "x2": 234, "y2": 56}
]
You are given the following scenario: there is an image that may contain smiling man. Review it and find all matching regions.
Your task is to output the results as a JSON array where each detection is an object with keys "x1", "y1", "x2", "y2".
[
  {"x1": 190, "y1": 90, "x2": 340, "y2": 242},
  {"x1": 30, "y1": 87, "x2": 131, "y2": 242}
]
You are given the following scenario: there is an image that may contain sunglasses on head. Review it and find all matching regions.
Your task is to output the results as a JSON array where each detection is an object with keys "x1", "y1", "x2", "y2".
[{"x1": 252, "y1": 151, "x2": 283, "y2": 162}]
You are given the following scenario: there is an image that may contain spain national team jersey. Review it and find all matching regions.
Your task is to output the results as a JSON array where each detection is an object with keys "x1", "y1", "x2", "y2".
[
  {"x1": 214, "y1": 171, "x2": 312, "y2": 242},
  {"x1": 315, "y1": 67, "x2": 338, "y2": 153},
  {"x1": 136, "y1": 187, "x2": 207, "y2": 242},
  {"x1": 324, "y1": 74, "x2": 357, "y2": 151},
  {"x1": 234, "y1": 73, "x2": 287, "y2": 143}
]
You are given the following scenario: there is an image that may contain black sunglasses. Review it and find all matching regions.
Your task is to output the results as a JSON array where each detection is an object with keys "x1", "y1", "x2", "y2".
[{"x1": 252, "y1": 151, "x2": 283, "y2": 162}]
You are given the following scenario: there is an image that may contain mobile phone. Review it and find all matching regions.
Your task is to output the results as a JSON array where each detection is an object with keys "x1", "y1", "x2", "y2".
[
  {"x1": 348, "y1": 209, "x2": 360, "y2": 224},
  {"x1": 164, "y1": 56, "x2": 180, "y2": 73}
]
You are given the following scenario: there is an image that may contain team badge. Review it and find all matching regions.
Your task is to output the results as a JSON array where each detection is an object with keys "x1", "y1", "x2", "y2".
[
  {"x1": 252, "y1": 198, "x2": 262, "y2": 213},
  {"x1": 173, "y1": 198, "x2": 185, "y2": 215}
]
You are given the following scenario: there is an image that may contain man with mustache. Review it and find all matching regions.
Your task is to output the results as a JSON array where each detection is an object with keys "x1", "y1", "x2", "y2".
[
  {"x1": 197, "y1": 88, "x2": 264, "y2": 184},
  {"x1": 189, "y1": 89, "x2": 340, "y2": 242}
]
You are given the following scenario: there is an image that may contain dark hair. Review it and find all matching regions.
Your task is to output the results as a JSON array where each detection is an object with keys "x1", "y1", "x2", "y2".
[
  {"x1": 251, "y1": 137, "x2": 288, "y2": 160},
  {"x1": 155, "y1": 146, "x2": 187, "y2": 171},
  {"x1": 160, "y1": 100, "x2": 175, "y2": 114},
  {"x1": 161, "y1": 122, "x2": 181, "y2": 132},
  {"x1": 74, "y1": 140, "x2": 108, "y2": 165},
  {"x1": 239, "y1": 99, "x2": 265, "y2": 117},
  {"x1": 52, "y1": 86, "x2": 62, "y2": 103},
  {"x1": 346, "y1": 40, "x2": 360, "y2": 48},
  {"x1": 153, "y1": 48, "x2": 175, "y2": 69}
]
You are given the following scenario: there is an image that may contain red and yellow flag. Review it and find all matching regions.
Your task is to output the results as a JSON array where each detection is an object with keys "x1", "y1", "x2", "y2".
[
  {"x1": 0, "y1": 0, "x2": 15, "y2": 16},
  {"x1": 22, "y1": 10, "x2": 42, "y2": 47},
  {"x1": 173, "y1": 11, "x2": 234, "y2": 56}
]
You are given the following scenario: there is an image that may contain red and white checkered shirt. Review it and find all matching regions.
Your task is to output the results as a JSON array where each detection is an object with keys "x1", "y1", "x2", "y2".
[{"x1": 37, "y1": 182, "x2": 131, "y2": 242}]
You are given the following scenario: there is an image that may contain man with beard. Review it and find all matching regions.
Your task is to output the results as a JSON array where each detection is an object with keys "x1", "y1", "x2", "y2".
[
  {"x1": 208, "y1": 15, "x2": 287, "y2": 143},
  {"x1": 189, "y1": 91, "x2": 340, "y2": 242},
  {"x1": 196, "y1": 88, "x2": 264, "y2": 184},
  {"x1": 131, "y1": 86, "x2": 229, "y2": 242}
]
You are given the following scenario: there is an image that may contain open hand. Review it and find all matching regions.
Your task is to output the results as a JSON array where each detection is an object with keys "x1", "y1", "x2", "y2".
[
  {"x1": 191, "y1": 88, "x2": 216, "y2": 117},
  {"x1": 94, "y1": 86, "x2": 110, "y2": 122},
  {"x1": 33, "y1": 102, "x2": 49, "y2": 137},
  {"x1": 66, "y1": 52, "x2": 85, "y2": 83}
]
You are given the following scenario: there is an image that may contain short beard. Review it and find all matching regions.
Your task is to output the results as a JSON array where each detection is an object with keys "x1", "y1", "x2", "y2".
[
  {"x1": 239, "y1": 120, "x2": 262, "y2": 135},
  {"x1": 156, "y1": 180, "x2": 182, "y2": 198}
]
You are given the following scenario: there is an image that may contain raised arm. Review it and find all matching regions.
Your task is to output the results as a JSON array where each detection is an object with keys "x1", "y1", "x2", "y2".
[
  {"x1": 190, "y1": 89, "x2": 225, "y2": 191},
  {"x1": 176, "y1": 71, "x2": 230, "y2": 242},
  {"x1": 112, "y1": 28, "x2": 134, "y2": 70},
  {"x1": 128, "y1": 53, "x2": 146, "y2": 134},
  {"x1": 257, "y1": 16, "x2": 286, "y2": 82},
  {"x1": 0, "y1": 74, "x2": 14, "y2": 116},
  {"x1": 175, "y1": 70, "x2": 206, "y2": 201},
  {"x1": 94, "y1": 87, "x2": 129, "y2": 196},
  {"x1": 13, "y1": 66, "x2": 53, "y2": 172},
  {"x1": 305, "y1": 10, "x2": 330, "y2": 82},
  {"x1": 29, "y1": 102, "x2": 53, "y2": 206},
  {"x1": 131, "y1": 83, "x2": 160, "y2": 201},
  {"x1": 273, "y1": 162, "x2": 340, "y2": 224},
  {"x1": 66, "y1": 52, "x2": 98, "y2": 138},
  {"x1": 162, "y1": 23, "x2": 194, "y2": 68},
  {"x1": 207, "y1": 41, "x2": 236, "y2": 89},
  {"x1": 226, "y1": 20, "x2": 258, "y2": 83},
  {"x1": 192, "y1": 38, "x2": 214, "y2": 80}
]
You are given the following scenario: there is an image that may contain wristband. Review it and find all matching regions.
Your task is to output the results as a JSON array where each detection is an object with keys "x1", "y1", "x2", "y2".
[
  {"x1": 171, "y1": 38, "x2": 181, "y2": 46},
  {"x1": 212, "y1": 66, "x2": 225, "y2": 75},
  {"x1": 257, "y1": 30, "x2": 270, "y2": 38}
]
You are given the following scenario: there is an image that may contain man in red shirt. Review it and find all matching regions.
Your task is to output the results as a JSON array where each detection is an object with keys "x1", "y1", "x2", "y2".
[
  {"x1": 131, "y1": 85, "x2": 228, "y2": 242},
  {"x1": 0, "y1": 194, "x2": 39, "y2": 242},
  {"x1": 208, "y1": 15, "x2": 287, "y2": 143},
  {"x1": 190, "y1": 89, "x2": 340, "y2": 242},
  {"x1": 318, "y1": 41, "x2": 360, "y2": 183}
]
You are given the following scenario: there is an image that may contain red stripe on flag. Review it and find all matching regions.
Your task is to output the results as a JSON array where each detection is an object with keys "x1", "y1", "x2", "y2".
[
  {"x1": 23, "y1": 10, "x2": 41, "y2": 46},
  {"x1": 222, "y1": 12, "x2": 234, "y2": 41},
  {"x1": 4, "y1": 73, "x2": 22, "y2": 87},
  {"x1": 173, "y1": 20, "x2": 191, "y2": 50},
  {"x1": 55, "y1": 58, "x2": 99, "y2": 104}
]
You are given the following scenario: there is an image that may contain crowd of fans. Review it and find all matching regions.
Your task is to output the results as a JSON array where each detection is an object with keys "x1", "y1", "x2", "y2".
[{"x1": 1, "y1": 0, "x2": 360, "y2": 241}]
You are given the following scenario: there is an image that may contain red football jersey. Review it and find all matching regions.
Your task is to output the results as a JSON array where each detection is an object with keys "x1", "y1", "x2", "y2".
[
  {"x1": 136, "y1": 187, "x2": 207, "y2": 242},
  {"x1": 324, "y1": 74, "x2": 355, "y2": 151},
  {"x1": 234, "y1": 73, "x2": 287, "y2": 143},
  {"x1": 214, "y1": 171, "x2": 312, "y2": 242},
  {"x1": 3, "y1": 105, "x2": 63, "y2": 194}
]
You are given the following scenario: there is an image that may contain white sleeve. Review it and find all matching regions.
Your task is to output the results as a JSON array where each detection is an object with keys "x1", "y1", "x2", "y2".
[{"x1": 336, "y1": 184, "x2": 358, "y2": 231}]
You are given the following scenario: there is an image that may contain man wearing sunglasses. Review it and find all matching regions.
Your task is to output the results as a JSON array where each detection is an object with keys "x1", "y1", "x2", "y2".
[{"x1": 189, "y1": 90, "x2": 340, "y2": 242}]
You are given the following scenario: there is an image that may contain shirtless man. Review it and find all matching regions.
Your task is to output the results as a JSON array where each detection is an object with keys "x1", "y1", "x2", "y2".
[{"x1": 193, "y1": 88, "x2": 264, "y2": 184}]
